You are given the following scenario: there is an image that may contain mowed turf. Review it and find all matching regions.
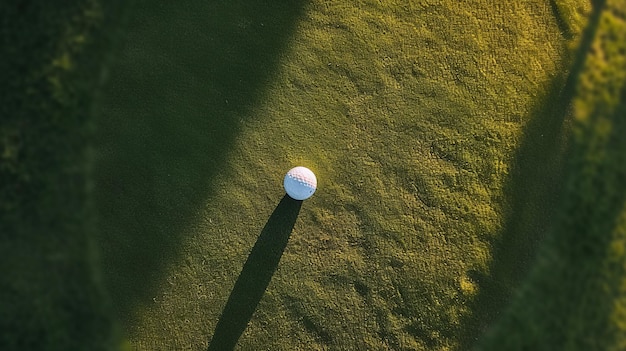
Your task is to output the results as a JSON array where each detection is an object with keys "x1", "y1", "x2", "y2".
[
  {"x1": 1, "y1": 2, "x2": 119, "y2": 350},
  {"x1": 476, "y1": 0, "x2": 626, "y2": 349},
  {"x1": 87, "y1": 0, "x2": 624, "y2": 350},
  {"x1": 93, "y1": 0, "x2": 307, "y2": 333}
]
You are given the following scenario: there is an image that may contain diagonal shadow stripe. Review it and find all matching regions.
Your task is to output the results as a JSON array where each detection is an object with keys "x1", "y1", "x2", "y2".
[
  {"x1": 94, "y1": 0, "x2": 308, "y2": 329},
  {"x1": 208, "y1": 195, "x2": 302, "y2": 351},
  {"x1": 458, "y1": 1, "x2": 608, "y2": 349}
]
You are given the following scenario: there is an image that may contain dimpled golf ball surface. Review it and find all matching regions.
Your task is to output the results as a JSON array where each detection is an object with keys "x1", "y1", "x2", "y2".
[{"x1": 284, "y1": 167, "x2": 317, "y2": 200}]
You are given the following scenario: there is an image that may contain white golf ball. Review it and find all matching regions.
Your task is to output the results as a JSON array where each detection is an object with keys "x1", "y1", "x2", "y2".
[{"x1": 284, "y1": 166, "x2": 317, "y2": 200}]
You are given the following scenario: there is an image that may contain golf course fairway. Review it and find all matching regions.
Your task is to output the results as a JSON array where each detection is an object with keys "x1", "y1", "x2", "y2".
[{"x1": 2, "y1": 0, "x2": 625, "y2": 350}]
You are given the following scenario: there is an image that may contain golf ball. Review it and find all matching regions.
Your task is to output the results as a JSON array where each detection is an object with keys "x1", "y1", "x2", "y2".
[{"x1": 284, "y1": 166, "x2": 317, "y2": 200}]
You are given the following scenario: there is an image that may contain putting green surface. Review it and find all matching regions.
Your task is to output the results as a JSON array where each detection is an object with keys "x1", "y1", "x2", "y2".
[
  {"x1": 91, "y1": 0, "x2": 626, "y2": 350},
  {"x1": 4, "y1": 0, "x2": 624, "y2": 350},
  {"x1": 93, "y1": 0, "x2": 583, "y2": 349}
]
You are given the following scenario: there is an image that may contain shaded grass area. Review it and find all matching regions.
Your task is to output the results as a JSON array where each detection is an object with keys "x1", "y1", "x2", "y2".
[
  {"x1": 459, "y1": 1, "x2": 604, "y2": 348},
  {"x1": 5, "y1": 1, "x2": 622, "y2": 350},
  {"x1": 474, "y1": 0, "x2": 626, "y2": 349},
  {"x1": 93, "y1": 0, "x2": 307, "y2": 333},
  {"x1": 123, "y1": 1, "x2": 577, "y2": 349},
  {"x1": 0, "y1": 1, "x2": 123, "y2": 350},
  {"x1": 208, "y1": 195, "x2": 302, "y2": 351}
]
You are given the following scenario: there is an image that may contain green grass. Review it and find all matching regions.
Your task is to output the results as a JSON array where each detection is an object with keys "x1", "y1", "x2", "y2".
[
  {"x1": 208, "y1": 195, "x2": 302, "y2": 350},
  {"x1": 475, "y1": 0, "x2": 626, "y2": 349},
  {"x1": 3, "y1": 0, "x2": 625, "y2": 350},
  {"x1": 93, "y1": 0, "x2": 578, "y2": 349},
  {"x1": 92, "y1": 0, "x2": 308, "y2": 333},
  {"x1": 1, "y1": 1, "x2": 119, "y2": 349}
]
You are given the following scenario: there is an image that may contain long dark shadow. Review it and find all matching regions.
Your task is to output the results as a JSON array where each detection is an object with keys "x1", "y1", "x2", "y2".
[
  {"x1": 458, "y1": 1, "x2": 607, "y2": 348},
  {"x1": 208, "y1": 195, "x2": 302, "y2": 351},
  {"x1": 94, "y1": 0, "x2": 307, "y2": 329}
]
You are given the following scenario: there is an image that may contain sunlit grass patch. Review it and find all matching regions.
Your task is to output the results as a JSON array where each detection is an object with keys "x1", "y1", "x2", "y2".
[{"x1": 104, "y1": 1, "x2": 578, "y2": 350}]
